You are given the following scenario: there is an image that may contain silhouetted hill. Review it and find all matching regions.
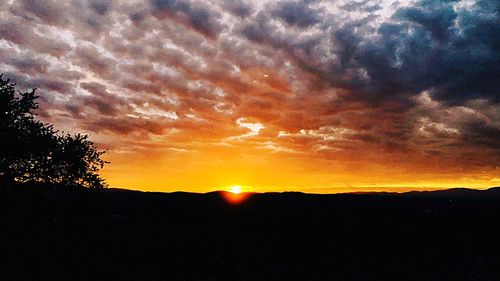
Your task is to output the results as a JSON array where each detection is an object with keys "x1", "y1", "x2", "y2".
[
  {"x1": 403, "y1": 187, "x2": 500, "y2": 198},
  {"x1": 1, "y1": 185, "x2": 500, "y2": 281}
]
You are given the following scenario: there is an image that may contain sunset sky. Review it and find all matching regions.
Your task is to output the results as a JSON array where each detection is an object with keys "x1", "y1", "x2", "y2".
[{"x1": 1, "y1": 0, "x2": 499, "y2": 192}]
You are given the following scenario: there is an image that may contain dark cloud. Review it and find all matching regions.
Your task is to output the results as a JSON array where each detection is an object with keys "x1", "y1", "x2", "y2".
[
  {"x1": 460, "y1": 120, "x2": 500, "y2": 149},
  {"x1": 396, "y1": 3, "x2": 457, "y2": 41},
  {"x1": 30, "y1": 77, "x2": 74, "y2": 94},
  {"x1": 0, "y1": 47, "x2": 50, "y2": 75},
  {"x1": 355, "y1": 0, "x2": 500, "y2": 104},
  {"x1": 341, "y1": 1, "x2": 381, "y2": 13},
  {"x1": 12, "y1": 0, "x2": 67, "y2": 26},
  {"x1": 79, "y1": 82, "x2": 130, "y2": 116},
  {"x1": 272, "y1": 1, "x2": 319, "y2": 28},
  {"x1": 9, "y1": 56, "x2": 49, "y2": 75},
  {"x1": 237, "y1": 0, "x2": 498, "y2": 108},
  {"x1": 89, "y1": 0, "x2": 111, "y2": 16},
  {"x1": 221, "y1": 0, "x2": 252, "y2": 17},
  {"x1": 0, "y1": 18, "x2": 71, "y2": 57},
  {"x1": 2, "y1": 71, "x2": 74, "y2": 96},
  {"x1": 84, "y1": 116, "x2": 167, "y2": 135},
  {"x1": 50, "y1": 69, "x2": 87, "y2": 81},
  {"x1": 150, "y1": 0, "x2": 222, "y2": 38},
  {"x1": 73, "y1": 46, "x2": 116, "y2": 78}
]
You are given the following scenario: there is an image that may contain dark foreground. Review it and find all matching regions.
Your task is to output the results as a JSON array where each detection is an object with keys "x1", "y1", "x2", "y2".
[{"x1": 1, "y1": 186, "x2": 500, "y2": 281}]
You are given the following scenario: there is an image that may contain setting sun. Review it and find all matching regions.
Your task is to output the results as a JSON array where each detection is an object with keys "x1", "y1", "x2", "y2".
[
  {"x1": 229, "y1": 185, "x2": 242, "y2": 194},
  {"x1": 222, "y1": 185, "x2": 251, "y2": 204}
]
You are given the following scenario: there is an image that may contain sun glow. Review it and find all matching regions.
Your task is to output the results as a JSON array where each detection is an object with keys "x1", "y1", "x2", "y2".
[
  {"x1": 222, "y1": 185, "x2": 251, "y2": 204},
  {"x1": 229, "y1": 185, "x2": 242, "y2": 194}
]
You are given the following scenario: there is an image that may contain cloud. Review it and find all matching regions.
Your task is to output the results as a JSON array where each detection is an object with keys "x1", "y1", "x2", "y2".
[
  {"x1": 72, "y1": 46, "x2": 116, "y2": 78},
  {"x1": 0, "y1": 18, "x2": 71, "y2": 57},
  {"x1": 0, "y1": 0, "x2": 498, "y2": 177},
  {"x1": 3, "y1": 53, "x2": 50, "y2": 75},
  {"x1": 11, "y1": 0, "x2": 67, "y2": 26},
  {"x1": 228, "y1": 117, "x2": 265, "y2": 140},
  {"x1": 78, "y1": 81, "x2": 130, "y2": 116},
  {"x1": 271, "y1": 1, "x2": 320, "y2": 28},
  {"x1": 150, "y1": 0, "x2": 222, "y2": 38},
  {"x1": 220, "y1": 0, "x2": 252, "y2": 18}
]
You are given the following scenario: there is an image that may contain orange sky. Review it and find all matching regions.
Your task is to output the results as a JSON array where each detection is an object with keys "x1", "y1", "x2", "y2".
[
  {"x1": 2, "y1": 0, "x2": 499, "y2": 193},
  {"x1": 101, "y1": 144, "x2": 500, "y2": 193}
]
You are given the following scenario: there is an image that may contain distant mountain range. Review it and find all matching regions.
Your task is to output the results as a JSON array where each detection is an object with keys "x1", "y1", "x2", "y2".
[{"x1": 1, "y1": 184, "x2": 500, "y2": 281}]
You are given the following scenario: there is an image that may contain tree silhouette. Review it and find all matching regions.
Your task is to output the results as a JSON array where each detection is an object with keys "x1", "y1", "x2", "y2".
[{"x1": 0, "y1": 75, "x2": 108, "y2": 188}]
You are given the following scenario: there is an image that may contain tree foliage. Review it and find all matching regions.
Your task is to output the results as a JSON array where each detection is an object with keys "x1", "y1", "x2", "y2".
[{"x1": 0, "y1": 75, "x2": 108, "y2": 188}]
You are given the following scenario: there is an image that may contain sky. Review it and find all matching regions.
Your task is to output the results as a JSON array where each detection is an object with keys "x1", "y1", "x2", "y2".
[{"x1": 0, "y1": 0, "x2": 499, "y2": 193}]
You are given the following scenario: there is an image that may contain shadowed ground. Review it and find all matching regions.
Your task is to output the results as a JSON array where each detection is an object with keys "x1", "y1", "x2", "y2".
[{"x1": 1, "y1": 185, "x2": 499, "y2": 280}]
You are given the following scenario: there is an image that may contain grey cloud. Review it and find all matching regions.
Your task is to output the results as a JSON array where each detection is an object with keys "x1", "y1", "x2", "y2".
[
  {"x1": 79, "y1": 82, "x2": 130, "y2": 116},
  {"x1": 81, "y1": 81, "x2": 109, "y2": 96},
  {"x1": 29, "y1": 77, "x2": 75, "y2": 94},
  {"x1": 8, "y1": 56, "x2": 50, "y2": 75},
  {"x1": 150, "y1": 0, "x2": 222, "y2": 37},
  {"x1": 460, "y1": 120, "x2": 500, "y2": 149},
  {"x1": 50, "y1": 69, "x2": 87, "y2": 81},
  {"x1": 0, "y1": 47, "x2": 50, "y2": 75},
  {"x1": 395, "y1": 2, "x2": 457, "y2": 41},
  {"x1": 73, "y1": 46, "x2": 116, "y2": 78},
  {"x1": 240, "y1": 13, "x2": 269, "y2": 44},
  {"x1": 84, "y1": 116, "x2": 167, "y2": 135},
  {"x1": 238, "y1": 0, "x2": 498, "y2": 107},
  {"x1": 12, "y1": 0, "x2": 67, "y2": 26},
  {"x1": 64, "y1": 0, "x2": 116, "y2": 41},
  {"x1": 2, "y1": 71, "x2": 74, "y2": 95},
  {"x1": 89, "y1": 0, "x2": 111, "y2": 16},
  {"x1": 341, "y1": 1, "x2": 380, "y2": 13},
  {"x1": 221, "y1": 0, "x2": 252, "y2": 17},
  {"x1": 356, "y1": 0, "x2": 499, "y2": 104},
  {"x1": 272, "y1": 1, "x2": 319, "y2": 28},
  {"x1": 0, "y1": 19, "x2": 71, "y2": 57}
]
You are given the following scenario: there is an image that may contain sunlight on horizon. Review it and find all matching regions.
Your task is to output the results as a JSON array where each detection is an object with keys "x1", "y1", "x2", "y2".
[
  {"x1": 229, "y1": 185, "x2": 242, "y2": 194},
  {"x1": 222, "y1": 185, "x2": 251, "y2": 204}
]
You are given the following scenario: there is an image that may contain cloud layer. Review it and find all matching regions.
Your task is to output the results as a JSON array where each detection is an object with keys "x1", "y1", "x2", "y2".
[{"x1": 1, "y1": 0, "x2": 498, "y2": 190}]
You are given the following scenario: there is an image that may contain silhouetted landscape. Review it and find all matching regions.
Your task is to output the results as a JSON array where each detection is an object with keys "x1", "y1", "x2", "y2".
[
  {"x1": 1, "y1": 184, "x2": 500, "y2": 281},
  {"x1": 1, "y1": 0, "x2": 499, "y2": 279}
]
